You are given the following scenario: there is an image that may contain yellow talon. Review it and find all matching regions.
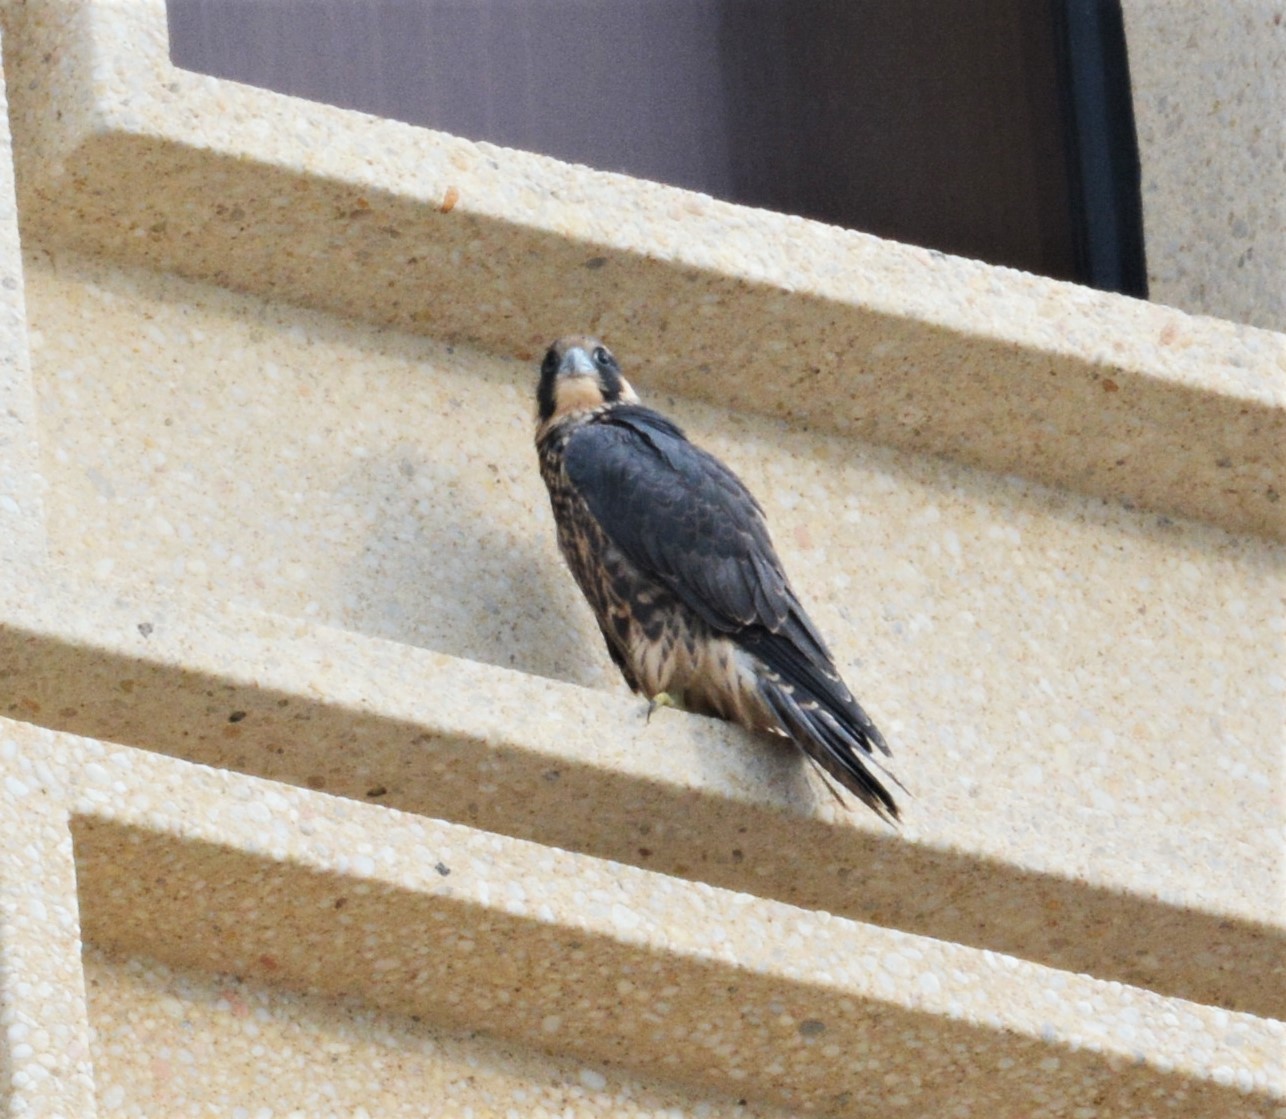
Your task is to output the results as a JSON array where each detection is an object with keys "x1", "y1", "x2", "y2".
[{"x1": 645, "y1": 692, "x2": 680, "y2": 723}]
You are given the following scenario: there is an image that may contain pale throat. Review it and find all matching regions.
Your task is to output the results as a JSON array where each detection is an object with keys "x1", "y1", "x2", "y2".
[
  {"x1": 553, "y1": 374, "x2": 611, "y2": 419},
  {"x1": 539, "y1": 373, "x2": 639, "y2": 433}
]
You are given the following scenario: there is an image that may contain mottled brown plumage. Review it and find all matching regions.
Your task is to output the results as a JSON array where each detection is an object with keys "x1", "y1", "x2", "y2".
[{"x1": 535, "y1": 337, "x2": 899, "y2": 820}]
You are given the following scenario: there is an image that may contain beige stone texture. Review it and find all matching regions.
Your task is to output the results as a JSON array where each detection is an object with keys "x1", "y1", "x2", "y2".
[
  {"x1": 0, "y1": 32, "x2": 42, "y2": 572},
  {"x1": 4, "y1": 723, "x2": 1283, "y2": 1117},
  {"x1": 1121, "y1": 1, "x2": 1286, "y2": 332},
  {"x1": 1, "y1": 0, "x2": 1283, "y2": 543},
  {"x1": 0, "y1": 1, "x2": 1282, "y2": 1117}
]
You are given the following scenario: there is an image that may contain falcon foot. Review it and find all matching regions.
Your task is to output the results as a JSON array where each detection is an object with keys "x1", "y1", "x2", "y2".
[{"x1": 645, "y1": 692, "x2": 680, "y2": 723}]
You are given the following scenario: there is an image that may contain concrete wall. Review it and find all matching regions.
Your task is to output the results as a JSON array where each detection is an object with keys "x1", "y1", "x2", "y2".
[
  {"x1": 1123, "y1": 0, "x2": 1286, "y2": 331},
  {"x1": 0, "y1": 2, "x2": 1282, "y2": 1116}
]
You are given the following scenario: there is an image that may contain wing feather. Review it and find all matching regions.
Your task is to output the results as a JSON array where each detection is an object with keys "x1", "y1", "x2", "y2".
[
  {"x1": 565, "y1": 406, "x2": 833, "y2": 672},
  {"x1": 563, "y1": 404, "x2": 896, "y2": 817}
]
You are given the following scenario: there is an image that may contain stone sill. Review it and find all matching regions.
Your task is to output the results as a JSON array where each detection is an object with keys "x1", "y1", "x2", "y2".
[
  {"x1": 8, "y1": 722, "x2": 1279, "y2": 1115},
  {"x1": 2, "y1": 0, "x2": 1282, "y2": 543},
  {"x1": 2, "y1": 570, "x2": 1280, "y2": 1023}
]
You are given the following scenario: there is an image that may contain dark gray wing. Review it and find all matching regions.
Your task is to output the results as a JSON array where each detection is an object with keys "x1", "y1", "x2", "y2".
[
  {"x1": 563, "y1": 406, "x2": 827, "y2": 652},
  {"x1": 565, "y1": 404, "x2": 896, "y2": 816}
]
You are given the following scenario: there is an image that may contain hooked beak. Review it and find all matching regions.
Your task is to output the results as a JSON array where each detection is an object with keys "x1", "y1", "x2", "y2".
[{"x1": 558, "y1": 346, "x2": 597, "y2": 377}]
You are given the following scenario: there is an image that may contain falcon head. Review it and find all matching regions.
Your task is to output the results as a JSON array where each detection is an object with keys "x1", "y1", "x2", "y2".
[{"x1": 537, "y1": 336, "x2": 639, "y2": 426}]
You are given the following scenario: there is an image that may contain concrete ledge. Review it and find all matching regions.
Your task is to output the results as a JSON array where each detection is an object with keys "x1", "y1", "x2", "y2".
[
  {"x1": 11, "y1": 240, "x2": 1279, "y2": 1027},
  {"x1": 5, "y1": 724, "x2": 1278, "y2": 1116},
  {"x1": 2, "y1": 574, "x2": 1281, "y2": 1021},
  {"x1": 1, "y1": 0, "x2": 1282, "y2": 540}
]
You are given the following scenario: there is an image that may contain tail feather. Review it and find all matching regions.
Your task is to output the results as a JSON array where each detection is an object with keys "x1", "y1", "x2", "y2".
[
  {"x1": 742, "y1": 627, "x2": 891, "y2": 758},
  {"x1": 759, "y1": 676, "x2": 900, "y2": 822}
]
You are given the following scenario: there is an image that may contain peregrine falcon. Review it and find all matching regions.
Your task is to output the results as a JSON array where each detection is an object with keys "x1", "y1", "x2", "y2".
[{"x1": 535, "y1": 336, "x2": 899, "y2": 821}]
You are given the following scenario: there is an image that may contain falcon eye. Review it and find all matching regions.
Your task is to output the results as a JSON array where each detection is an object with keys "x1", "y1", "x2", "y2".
[
  {"x1": 541, "y1": 350, "x2": 559, "y2": 378},
  {"x1": 592, "y1": 346, "x2": 613, "y2": 368}
]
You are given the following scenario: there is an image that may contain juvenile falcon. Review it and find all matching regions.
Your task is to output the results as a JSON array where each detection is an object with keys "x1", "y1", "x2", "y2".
[{"x1": 535, "y1": 336, "x2": 899, "y2": 821}]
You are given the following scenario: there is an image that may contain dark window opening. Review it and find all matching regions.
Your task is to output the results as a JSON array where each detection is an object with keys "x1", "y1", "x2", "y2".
[{"x1": 168, "y1": 0, "x2": 1146, "y2": 297}]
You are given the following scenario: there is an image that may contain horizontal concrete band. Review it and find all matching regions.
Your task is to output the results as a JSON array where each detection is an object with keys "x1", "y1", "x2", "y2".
[
  {"x1": 3, "y1": 577, "x2": 1280, "y2": 1021},
  {"x1": 1, "y1": 0, "x2": 1282, "y2": 541},
  {"x1": 9, "y1": 723, "x2": 1281, "y2": 1117}
]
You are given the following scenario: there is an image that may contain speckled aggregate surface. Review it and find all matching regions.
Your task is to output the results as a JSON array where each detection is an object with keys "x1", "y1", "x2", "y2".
[
  {"x1": 1, "y1": 0, "x2": 1282, "y2": 541},
  {"x1": 83, "y1": 946, "x2": 794, "y2": 1119},
  {"x1": 4, "y1": 723, "x2": 1280, "y2": 1118},
  {"x1": 0, "y1": 1, "x2": 1283, "y2": 1117},
  {"x1": 14, "y1": 245, "x2": 1284, "y2": 1015},
  {"x1": 1121, "y1": 1, "x2": 1286, "y2": 333},
  {"x1": 0, "y1": 37, "x2": 42, "y2": 572}
]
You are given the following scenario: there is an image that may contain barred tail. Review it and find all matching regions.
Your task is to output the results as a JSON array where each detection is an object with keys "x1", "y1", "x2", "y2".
[{"x1": 759, "y1": 675, "x2": 900, "y2": 822}]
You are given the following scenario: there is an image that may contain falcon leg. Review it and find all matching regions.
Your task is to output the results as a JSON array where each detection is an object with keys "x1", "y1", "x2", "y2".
[{"x1": 645, "y1": 692, "x2": 680, "y2": 723}]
